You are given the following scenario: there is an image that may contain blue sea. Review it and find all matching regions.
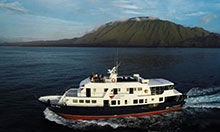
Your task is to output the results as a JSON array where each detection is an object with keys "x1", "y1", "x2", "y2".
[{"x1": 0, "y1": 46, "x2": 220, "y2": 132}]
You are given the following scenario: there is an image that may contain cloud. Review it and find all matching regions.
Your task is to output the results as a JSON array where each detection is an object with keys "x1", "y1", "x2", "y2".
[
  {"x1": 200, "y1": 14, "x2": 218, "y2": 24},
  {"x1": 112, "y1": 0, "x2": 140, "y2": 9},
  {"x1": 114, "y1": 4, "x2": 140, "y2": 9},
  {"x1": 123, "y1": 10, "x2": 143, "y2": 15},
  {"x1": 114, "y1": 0, "x2": 130, "y2": 4},
  {"x1": 185, "y1": 11, "x2": 206, "y2": 16},
  {"x1": 0, "y1": 1, "x2": 30, "y2": 13},
  {"x1": 112, "y1": 0, "x2": 142, "y2": 15}
]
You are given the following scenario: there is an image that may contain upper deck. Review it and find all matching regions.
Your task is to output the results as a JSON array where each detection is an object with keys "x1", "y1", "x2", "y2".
[
  {"x1": 79, "y1": 66, "x2": 174, "y2": 89},
  {"x1": 89, "y1": 75, "x2": 138, "y2": 83},
  {"x1": 80, "y1": 75, "x2": 173, "y2": 87}
]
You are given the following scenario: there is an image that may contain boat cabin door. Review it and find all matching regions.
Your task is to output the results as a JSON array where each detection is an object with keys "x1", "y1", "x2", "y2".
[
  {"x1": 86, "y1": 88, "x2": 91, "y2": 97},
  {"x1": 104, "y1": 100, "x2": 109, "y2": 107},
  {"x1": 113, "y1": 88, "x2": 118, "y2": 94},
  {"x1": 129, "y1": 88, "x2": 134, "y2": 94}
]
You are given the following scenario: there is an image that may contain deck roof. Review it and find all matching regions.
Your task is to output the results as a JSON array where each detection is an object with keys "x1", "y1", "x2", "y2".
[{"x1": 148, "y1": 79, "x2": 174, "y2": 86}]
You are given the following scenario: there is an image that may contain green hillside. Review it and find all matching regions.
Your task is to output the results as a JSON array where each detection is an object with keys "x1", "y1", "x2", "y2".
[
  {"x1": 2, "y1": 17, "x2": 220, "y2": 47},
  {"x1": 74, "y1": 17, "x2": 212, "y2": 47}
]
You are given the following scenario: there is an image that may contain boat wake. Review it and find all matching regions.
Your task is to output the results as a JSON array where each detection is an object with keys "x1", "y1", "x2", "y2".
[
  {"x1": 43, "y1": 86, "x2": 220, "y2": 130},
  {"x1": 184, "y1": 86, "x2": 220, "y2": 109}
]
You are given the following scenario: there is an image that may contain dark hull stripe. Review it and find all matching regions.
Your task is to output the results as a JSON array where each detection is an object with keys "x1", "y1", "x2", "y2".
[{"x1": 56, "y1": 107, "x2": 182, "y2": 120}]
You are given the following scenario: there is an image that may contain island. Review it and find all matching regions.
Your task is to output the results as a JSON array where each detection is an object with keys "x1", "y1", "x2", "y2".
[{"x1": 1, "y1": 17, "x2": 220, "y2": 47}]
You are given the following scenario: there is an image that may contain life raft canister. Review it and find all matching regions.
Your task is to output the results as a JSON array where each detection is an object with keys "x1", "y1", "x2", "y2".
[
  {"x1": 144, "y1": 89, "x2": 148, "y2": 93},
  {"x1": 111, "y1": 78, "x2": 116, "y2": 82}
]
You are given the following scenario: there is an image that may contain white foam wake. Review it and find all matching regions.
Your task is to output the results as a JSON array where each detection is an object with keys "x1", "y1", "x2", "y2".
[{"x1": 184, "y1": 86, "x2": 220, "y2": 109}]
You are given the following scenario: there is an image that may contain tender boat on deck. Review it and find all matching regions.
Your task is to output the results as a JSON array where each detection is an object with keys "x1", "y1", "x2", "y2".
[{"x1": 39, "y1": 66, "x2": 185, "y2": 120}]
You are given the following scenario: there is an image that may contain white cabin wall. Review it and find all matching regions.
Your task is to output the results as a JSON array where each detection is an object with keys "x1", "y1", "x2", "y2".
[{"x1": 78, "y1": 82, "x2": 152, "y2": 97}]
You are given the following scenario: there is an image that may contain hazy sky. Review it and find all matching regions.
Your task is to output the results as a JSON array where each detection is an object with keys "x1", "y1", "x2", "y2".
[{"x1": 0, "y1": 0, "x2": 220, "y2": 42}]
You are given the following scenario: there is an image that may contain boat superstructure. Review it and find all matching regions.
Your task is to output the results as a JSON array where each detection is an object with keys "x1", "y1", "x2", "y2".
[{"x1": 39, "y1": 66, "x2": 185, "y2": 120}]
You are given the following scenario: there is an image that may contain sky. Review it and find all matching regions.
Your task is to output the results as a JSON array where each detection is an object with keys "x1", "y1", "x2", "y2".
[{"x1": 0, "y1": 0, "x2": 220, "y2": 42}]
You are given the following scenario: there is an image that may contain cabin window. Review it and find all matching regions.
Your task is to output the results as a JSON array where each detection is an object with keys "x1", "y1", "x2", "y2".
[
  {"x1": 73, "y1": 99, "x2": 78, "y2": 103},
  {"x1": 164, "y1": 85, "x2": 174, "y2": 90},
  {"x1": 118, "y1": 88, "x2": 121, "y2": 92},
  {"x1": 127, "y1": 88, "x2": 129, "y2": 91},
  {"x1": 169, "y1": 85, "x2": 174, "y2": 90},
  {"x1": 118, "y1": 100, "x2": 120, "y2": 105},
  {"x1": 138, "y1": 87, "x2": 142, "y2": 91},
  {"x1": 92, "y1": 100, "x2": 97, "y2": 103},
  {"x1": 104, "y1": 88, "x2": 108, "y2": 92},
  {"x1": 86, "y1": 100, "x2": 90, "y2": 103},
  {"x1": 79, "y1": 100, "x2": 84, "y2": 103},
  {"x1": 134, "y1": 88, "x2": 136, "y2": 91},
  {"x1": 150, "y1": 86, "x2": 165, "y2": 95},
  {"x1": 159, "y1": 97, "x2": 163, "y2": 102},
  {"x1": 151, "y1": 87, "x2": 156, "y2": 95},
  {"x1": 93, "y1": 88, "x2": 96, "y2": 92},
  {"x1": 111, "y1": 100, "x2": 116, "y2": 105},
  {"x1": 125, "y1": 100, "x2": 128, "y2": 104},
  {"x1": 113, "y1": 88, "x2": 118, "y2": 94},
  {"x1": 65, "y1": 89, "x2": 77, "y2": 97},
  {"x1": 145, "y1": 99, "x2": 147, "y2": 103},
  {"x1": 133, "y1": 99, "x2": 138, "y2": 104},
  {"x1": 104, "y1": 100, "x2": 109, "y2": 107},
  {"x1": 152, "y1": 98, "x2": 154, "y2": 101},
  {"x1": 139, "y1": 99, "x2": 144, "y2": 103}
]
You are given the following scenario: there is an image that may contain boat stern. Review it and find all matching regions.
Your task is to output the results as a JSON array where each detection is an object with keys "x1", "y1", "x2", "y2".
[{"x1": 178, "y1": 94, "x2": 187, "y2": 106}]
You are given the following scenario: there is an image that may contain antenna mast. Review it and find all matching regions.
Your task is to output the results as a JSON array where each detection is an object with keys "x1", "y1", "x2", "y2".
[{"x1": 116, "y1": 48, "x2": 119, "y2": 73}]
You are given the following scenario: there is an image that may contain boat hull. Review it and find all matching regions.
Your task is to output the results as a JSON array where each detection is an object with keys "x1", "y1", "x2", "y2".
[
  {"x1": 47, "y1": 100, "x2": 184, "y2": 120},
  {"x1": 56, "y1": 107, "x2": 182, "y2": 120}
]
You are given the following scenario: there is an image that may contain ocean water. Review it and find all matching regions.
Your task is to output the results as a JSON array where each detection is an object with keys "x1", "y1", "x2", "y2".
[{"x1": 0, "y1": 46, "x2": 220, "y2": 132}]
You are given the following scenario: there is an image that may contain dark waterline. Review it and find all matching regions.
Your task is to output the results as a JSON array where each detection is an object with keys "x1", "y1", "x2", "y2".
[{"x1": 0, "y1": 46, "x2": 220, "y2": 132}]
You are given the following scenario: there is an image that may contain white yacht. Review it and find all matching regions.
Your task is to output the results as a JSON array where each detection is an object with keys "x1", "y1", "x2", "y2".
[{"x1": 39, "y1": 66, "x2": 185, "y2": 120}]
